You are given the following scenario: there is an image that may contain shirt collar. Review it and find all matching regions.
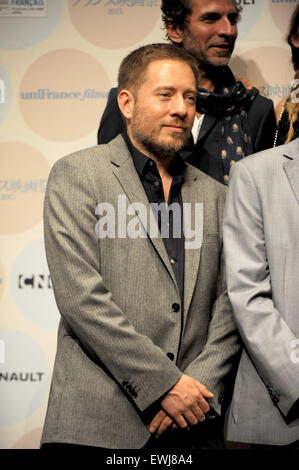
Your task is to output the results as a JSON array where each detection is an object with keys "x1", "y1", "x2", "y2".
[{"x1": 123, "y1": 132, "x2": 186, "y2": 180}]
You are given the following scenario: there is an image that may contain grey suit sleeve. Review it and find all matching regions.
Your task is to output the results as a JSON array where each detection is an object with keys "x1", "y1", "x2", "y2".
[
  {"x1": 223, "y1": 162, "x2": 299, "y2": 419},
  {"x1": 44, "y1": 155, "x2": 182, "y2": 412},
  {"x1": 183, "y1": 192, "x2": 241, "y2": 415}
]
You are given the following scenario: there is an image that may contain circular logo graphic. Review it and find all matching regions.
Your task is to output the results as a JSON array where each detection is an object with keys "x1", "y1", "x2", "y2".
[
  {"x1": 0, "y1": 142, "x2": 50, "y2": 235},
  {"x1": 0, "y1": 260, "x2": 4, "y2": 302},
  {"x1": 11, "y1": 238, "x2": 60, "y2": 330},
  {"x1": 0, "y1": 0, "x2": 62, "y2": 50},
  {"x1": 68, "y1": 0, "x2": 160, "y2": 49},
  {"x1": 269, "y1": 0, "x2": 298, "y2": 36},
  {"x1": 237, "y1": 1, "x2": 263, "y2": 41},
  {"x1": 0, "y1": 65, "x2": 12, "y2": 124},
  {"x1": 231, "y1": 46, "x2": 293, "y2": 105},
  {"x1": 19, "y1": 49, "x2": 111, "y2": 142},
  {"x1": 0, "y1": 329, "x2": 50, "y2": 427},
  {"x1": 12, "y1": 428, "x2": 43, "y2": 449}
]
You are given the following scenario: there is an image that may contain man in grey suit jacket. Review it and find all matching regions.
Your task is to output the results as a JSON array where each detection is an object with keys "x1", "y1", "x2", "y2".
[
  {"x1": 41, "y1": 43, "x2": 240, "y2": 450},
  {"x1": 223, "y1": 138, "x2": 299, "y2": 447}
]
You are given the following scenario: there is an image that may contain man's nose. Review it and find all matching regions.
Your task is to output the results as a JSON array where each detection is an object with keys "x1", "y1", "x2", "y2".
[
  {"x1": 170, "y1": 95, "x2": 188, "y2": 117},
  {"x1": 218, "y1": 17, "x2": 236, "y2": 37}
]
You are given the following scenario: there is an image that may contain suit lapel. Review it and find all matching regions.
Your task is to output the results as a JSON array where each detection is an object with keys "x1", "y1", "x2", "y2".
[
  {"x1": 282, "y1": 138, "x2": 299, "y2": 205},
  {"x1": 108, "y1": 135, "x2": 203, "y2": 312},
  {"x1": 108, "y1": 135, "x2": 178, "y2": 289},
  {"x1": 181, "y1": 164, "x2": 203, "y2": 316}
]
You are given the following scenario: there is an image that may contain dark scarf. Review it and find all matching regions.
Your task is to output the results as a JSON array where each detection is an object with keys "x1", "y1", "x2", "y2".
[{"x1": 196, "y1": 67, "x2": 259, "y2": 184}]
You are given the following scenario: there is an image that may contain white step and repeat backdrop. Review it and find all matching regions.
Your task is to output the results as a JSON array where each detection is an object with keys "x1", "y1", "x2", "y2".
[{"x1": 0, "y1": 0, "x2": 297, "y2": 449}]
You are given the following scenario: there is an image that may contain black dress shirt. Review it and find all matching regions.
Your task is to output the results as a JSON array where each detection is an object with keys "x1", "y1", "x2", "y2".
[
  {"x1": 124, "y1": 133, "x2": 220, "y2": 424},
  {"x1": 123, "y1": 133, "x2": 185, "y2": 302}
]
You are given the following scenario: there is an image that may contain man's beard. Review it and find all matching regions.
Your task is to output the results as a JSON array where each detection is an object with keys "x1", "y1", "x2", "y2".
[
  {"x1": 130, "y1": 114, "x2": 191, "y2": 161},
  {"x1": 134, "y1": 131, "x2": 189, "y2": 160}
]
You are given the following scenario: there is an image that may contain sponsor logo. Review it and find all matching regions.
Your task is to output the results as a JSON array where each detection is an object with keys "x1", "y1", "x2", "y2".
[
  {"x1": 20, "y1": 88, "x2": 108, "y2": 101},
  {"x1": 11, "y1": 239, "x2": 60, "y2": 330},
  {"x1": 234, "y1": 0, "x2": 263, "y2": 41},
  {"x1": 0, "y1": 67, "x2": 12, "y2": 123},
  {"x1": 72, "y1": 0, "x2": 158, "y2": 6},
  {"x1": 260, "y1": 83, "x2": 291, "y2": 101},
  {"x1": 235, "y1": 0, "x2": 256, "y2": 4},
  {"x1": 0, "y1": 177, "x2": 47, "y2": 201},
  {"x1": 72, "y1": 0, "x2": 158, "y2": 16},
  {"x1": 18, "y1": 274, "x2": 52, "y2": 289},
  {"x1": 271, "y1": 0, "x2": 297, "y2": 3},
  {"x1": 0, "y1": 0, "x2": 47, "y2": 17},
  {"x1": 0, "y1": 79, "x2": 5, "y2": 104},
  {"x1": 11, "y1": 0, "x2": 45, "y2": 5},
  {"x1": 0, "y1": 339, "x2": 4, "y2": 364},
  {"x1": 0, "y1": 371, "x2": 45, "y2": 381},
  {"x1": 0, "y1": 329, "x2": 50, "y2": 426}
]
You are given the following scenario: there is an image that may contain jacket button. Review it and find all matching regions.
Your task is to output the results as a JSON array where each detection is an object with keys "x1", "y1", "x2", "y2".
[
  {"x1": 172, "y1": 303, "x2": 180, "y2": 312},
  {"x1": 167, "y1": 352, "x2": 174, "y2": 361},
  {"x1": 272, "y1": 394, "x2": 280, "y2": 404},
  {"x1": 218, "y1": 388, "x2": 224, "y2": 404}
]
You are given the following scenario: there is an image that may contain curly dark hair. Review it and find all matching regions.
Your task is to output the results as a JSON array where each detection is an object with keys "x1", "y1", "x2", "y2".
[
  {"x1": 161, "y1": 0, "x2": 242, "y2": 42},
  {"x1": 287, "y1": 4, "x2": 299, "y2": 71}
]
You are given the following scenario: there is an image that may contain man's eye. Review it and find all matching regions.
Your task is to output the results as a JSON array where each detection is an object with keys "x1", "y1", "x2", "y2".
[
  {"x1": 186, "y1": 96, "x2": 196, "y2": 103},
  {"x1": 160, "y1": 93, "x2": 170, "y2": 98},
  {"x1": 229, "y1": 14, "x2": 238, "y2": 25},
  {"x1": 202, "y1": 14, "x2": 220, "y2": 23}
]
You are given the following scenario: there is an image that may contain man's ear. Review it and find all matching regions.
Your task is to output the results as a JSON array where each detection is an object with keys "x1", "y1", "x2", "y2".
[
  {"x1": 118, "y1": 89, "x2": 135, "y2": 120},
  {"x1": 166, "y1": 22, "x2": 184, "y2": 44},
  {"x1": 291, "y1": 33, "x2": 299, "y2": 48}
]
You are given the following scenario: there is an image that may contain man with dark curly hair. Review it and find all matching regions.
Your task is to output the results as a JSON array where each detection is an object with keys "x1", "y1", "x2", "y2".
[{"x1": 98, "y1": 0, "x2": 276, "y2": 186}]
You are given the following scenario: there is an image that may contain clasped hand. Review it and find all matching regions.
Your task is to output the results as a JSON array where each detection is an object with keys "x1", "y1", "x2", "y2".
[{"x1": 148, "y1": 374, "x2": 213, "y2": 437}]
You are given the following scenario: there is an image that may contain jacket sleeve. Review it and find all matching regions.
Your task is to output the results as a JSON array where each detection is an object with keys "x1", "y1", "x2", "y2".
[
  {"x1": 97, "y1": 87, "x2": 126, "y2": 144},
  {"x1": 44, "y1": 152, "x2": 182, "y2": 412},
  {"x1": 223, "y1": 161, "x2": 299, "y2": 421},
  {"x1": 249, "y1": 95, "x2": 276, "y2": 152},
  {"x1": 183, "y1": 190, "x2": 241, "y2": 415}
]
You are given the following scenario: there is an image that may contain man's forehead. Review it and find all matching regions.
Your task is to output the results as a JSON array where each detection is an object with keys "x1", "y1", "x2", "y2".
[
  {"x1": 144, "y1": 59, "x2": 195, "y2": 77},
  {"x1": 139, "y1": 59, "x2": 197, "y2": 91},
  {"x1": 191, "y1": 0, "x2": 237, "y2": 14}
]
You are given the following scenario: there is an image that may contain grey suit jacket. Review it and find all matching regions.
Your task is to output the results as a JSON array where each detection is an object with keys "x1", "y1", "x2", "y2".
[
  {"x1": 41, "y1": 134, "x2": 239, "y2": 449},
  {"x1": 223, "y1": 138, "x2": 299, "y2": 445}
]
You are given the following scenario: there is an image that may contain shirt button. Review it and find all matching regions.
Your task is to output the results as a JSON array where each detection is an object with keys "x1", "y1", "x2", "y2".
[
  {"x1": 172, "y1": 303, "x2": 180, "y2": 312},
  {"x1": 154, "y1": 180, "x2": 160, "y2": 187},
  {"x1": 167, "y1": 352, "x2": 174, "y2": 361},
  {"x1": 149, "y1": 161, "x2": 154, "y2": 166},
  {"x1": 170, "y1": 259, "x2": 176, "y2": 264}
]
